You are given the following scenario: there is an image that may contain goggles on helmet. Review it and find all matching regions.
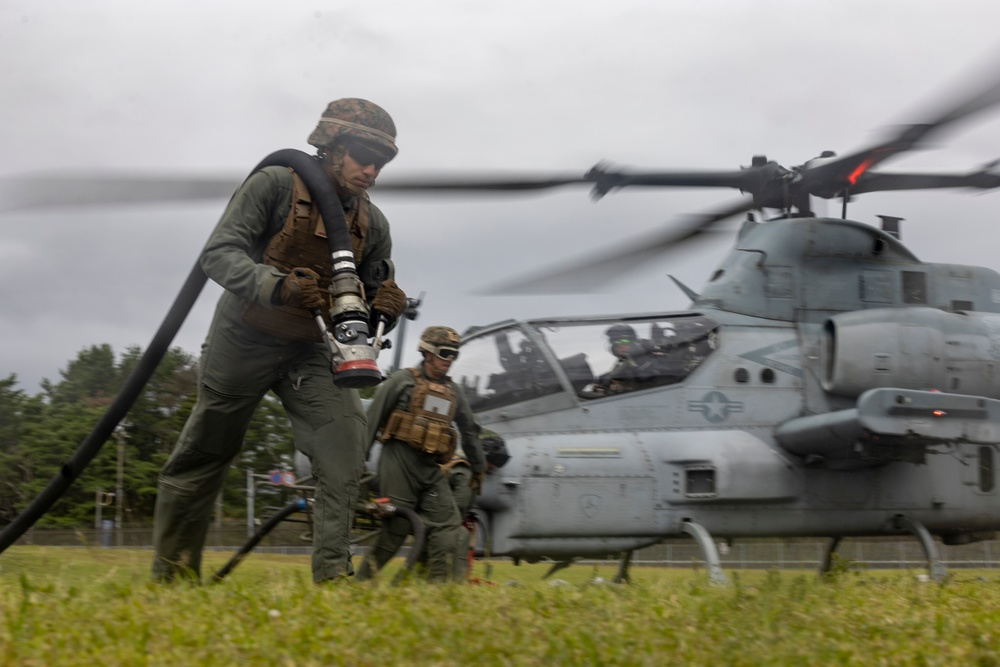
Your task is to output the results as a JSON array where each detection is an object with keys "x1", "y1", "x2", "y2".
[{"x1": 431, "y1": 346, "x2": 460, "y2": 361}]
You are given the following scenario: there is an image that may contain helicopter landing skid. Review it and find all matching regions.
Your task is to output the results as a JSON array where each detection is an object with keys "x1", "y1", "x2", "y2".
[
  {"x1": 541, "y1": 558, "x2": 578, "y2": 579},
  {"x1": 893, "y1": 515, "x2": 947, "y2": 582},
  {"x1": 820, "y1": 536, "x2": 843, "y2": 576},
  {"x1": 682, "y1": 520, "x2": 729, "y2": 586},
  {"x1": 821, "y1": 517, "x2": 947, "y2": 582},
  {"x1": 612, "y1": 549, "x2": 633, "y2": 584}
]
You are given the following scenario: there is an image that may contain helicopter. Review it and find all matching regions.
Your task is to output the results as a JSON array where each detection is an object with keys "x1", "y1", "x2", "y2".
[
  {"x1": 5, "y1": 55, "x2": 1000, "y2": 587},
  {"x1": 356, "y1": 60, "x2": 1000, "y2": 585}
]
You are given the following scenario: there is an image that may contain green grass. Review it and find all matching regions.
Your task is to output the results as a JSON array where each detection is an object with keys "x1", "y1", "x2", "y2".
[{"x1": 2, "y1": 546, "x2": 1000, "y2": 666}]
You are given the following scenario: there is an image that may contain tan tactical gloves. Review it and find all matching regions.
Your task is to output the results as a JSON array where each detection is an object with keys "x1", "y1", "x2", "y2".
[
  {"x1": 371, "y1": 279, "x2": 407, "y2": 321},
  {"x1": 280, "y1": 268, "x2": 325, "y2": 311},
  {"x1": 282, "y1": 271, "x2": 406, "y2": 323}
]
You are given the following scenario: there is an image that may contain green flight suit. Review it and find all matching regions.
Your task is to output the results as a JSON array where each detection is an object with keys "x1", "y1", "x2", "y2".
[
  {"x1": 357, "y1": 365, "x2": 485, "y2": 582},
  {"x1": 152, "y1": 165, "x2": 393, "y2": 583},
  {"x1": 444, "y1": 460, "x2": 476, "y2": 579}
]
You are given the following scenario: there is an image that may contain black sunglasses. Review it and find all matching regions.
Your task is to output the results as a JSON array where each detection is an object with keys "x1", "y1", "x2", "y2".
[
  {"x1": 435, "y1": 347, "x2": 459, "y2": 361},
  {"x1": 347, "y1": 142, "x2": 392, "y2": 170}
]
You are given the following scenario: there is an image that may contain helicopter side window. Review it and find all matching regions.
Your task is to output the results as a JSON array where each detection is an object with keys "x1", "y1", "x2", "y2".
[
  {"x1": 902, "y1": 271, "x2": 927, "y2": 304},
  {"x1": 453, "y1": 328, "x2": 562, "y2": 411},
  {"x1": 539, "y1": 317, "x2": 718, "y2": 398}
]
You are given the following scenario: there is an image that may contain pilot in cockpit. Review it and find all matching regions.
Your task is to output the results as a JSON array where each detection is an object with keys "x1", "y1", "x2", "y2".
[
  {"x1": 590, "y1": 322, "x2": 687, "y2": 395},
  {"x1": 592, "y1": 323, "x2": 650, "y2": 394}
]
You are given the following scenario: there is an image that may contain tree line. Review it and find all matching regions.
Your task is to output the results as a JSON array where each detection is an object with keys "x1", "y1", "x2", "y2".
[{"x1": 0, "y1": 344, "x2": 299, "y2": 529}]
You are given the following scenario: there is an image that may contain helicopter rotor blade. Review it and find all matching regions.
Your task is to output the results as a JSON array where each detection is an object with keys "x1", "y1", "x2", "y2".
[
  {"x1": 371, "y1": 173, "x2": 592, "y2": 193},
  {"x1": 799, "y1": 58, "x2": 1000, "y2": 197},
  {"x1": 373, "y1": 164, "x2": 762, "y2": 200},
  {"x1": 0, "y1": 173, "x2": 243, "y2": 212},
  {"x1": 850, "y1": 163, "x2": 1000, "y2": 194},
  {"x1": 582, "y1": 164, "x2": 760, "y2": 199},
  {"x1": 2, "y1": 165, "x2": 759, "y2": 211},
  {"x1": 479, "y1": 196, "x2": 755, "y2": 295}
]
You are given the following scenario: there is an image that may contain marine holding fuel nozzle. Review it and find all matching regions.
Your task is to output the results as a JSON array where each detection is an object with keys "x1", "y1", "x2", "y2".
[{"x1": 241, "y1": 148, "x2": 384, "y2": 387}]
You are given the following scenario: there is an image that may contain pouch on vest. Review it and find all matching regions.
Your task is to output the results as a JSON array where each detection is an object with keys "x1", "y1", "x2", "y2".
[{"x1": 409, "y1": 416, "x2": 428, "y2": 448}]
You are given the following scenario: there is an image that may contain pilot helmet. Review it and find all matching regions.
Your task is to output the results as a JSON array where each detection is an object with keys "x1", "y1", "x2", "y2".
[
  {"x1": 418, "y1": 326, "x2": 461, "y2": 361},
  {"x1": 605, "y1": 323, "x2": 637, "y2": 344},
  {"x1": 307, "y1": 98, "x2": 398, "y2": 161}
]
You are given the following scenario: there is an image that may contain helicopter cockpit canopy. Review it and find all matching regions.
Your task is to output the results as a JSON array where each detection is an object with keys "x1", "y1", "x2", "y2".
[{"x1": 454, "y1": 314, "x2": 719, "y2": 413}]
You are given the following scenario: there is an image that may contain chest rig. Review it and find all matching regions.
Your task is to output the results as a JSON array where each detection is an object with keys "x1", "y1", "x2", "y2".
[
  {"x1": 242, "y1": 169, "x2": 369, "y2": 341},
  {"x1": 378, "y1": 368, "x2": 459, "y2": 463}
]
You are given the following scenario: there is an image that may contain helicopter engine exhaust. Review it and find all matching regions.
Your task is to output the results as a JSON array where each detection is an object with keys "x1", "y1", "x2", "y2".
[{"x1": 821, "y1": 307, "x2": 1000, "y2": 399}]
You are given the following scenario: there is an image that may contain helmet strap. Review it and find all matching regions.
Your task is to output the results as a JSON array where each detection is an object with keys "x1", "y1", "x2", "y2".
[{"x1": 320, "y1": 145, "x2": 367, "y2": 198}]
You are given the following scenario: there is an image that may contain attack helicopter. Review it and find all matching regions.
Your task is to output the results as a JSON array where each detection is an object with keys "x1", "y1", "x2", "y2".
[
  {"x1": 362, "y1": 60, "x2": 1000, "y2": 584},
  {"x1": 5, "y1": 58, "x2": 1000, "y2": 586}
]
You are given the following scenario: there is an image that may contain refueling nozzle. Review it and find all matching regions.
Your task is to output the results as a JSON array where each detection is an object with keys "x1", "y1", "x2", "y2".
[{"x1": 313, "y1": 260, "x2": 383, "y2": 388}]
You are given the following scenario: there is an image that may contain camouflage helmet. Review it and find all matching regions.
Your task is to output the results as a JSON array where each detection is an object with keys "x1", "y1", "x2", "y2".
[
  {"x1": 307, "y1": 98, "x2": 398, "y2": 158},
  {"x1": 605, "y1": 323, "x2": 636, "y2": 342},
  {"x1": 418, "y1": 326, "x2": 461, "y2": 356}
]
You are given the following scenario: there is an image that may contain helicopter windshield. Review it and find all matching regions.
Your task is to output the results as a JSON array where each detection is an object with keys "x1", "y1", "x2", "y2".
[
  {"x1": 455, "y1": 315, "x2": 718, "y2": 411},
  {"x1": 456, "y1": 327, "x2": 561, "y2": 412}
]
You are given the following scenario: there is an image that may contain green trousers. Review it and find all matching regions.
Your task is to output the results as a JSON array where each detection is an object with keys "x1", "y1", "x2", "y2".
[
  {"x1": 152, "y1": 311, "x2": 365, "y2": 583},
  {"x1": 446, "y1": 465, "x2": 477, "y2": 579},
  {"x1": 356, "y1": 441, "x2": 461, "y2": 582}
]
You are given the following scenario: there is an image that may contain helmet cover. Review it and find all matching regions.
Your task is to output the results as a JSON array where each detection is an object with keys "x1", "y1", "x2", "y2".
[
  {"x1": 307, "y1": 98, "x2": 398, "y2": 158},
  {"x1": 418, "y1": 326, "x2": 461, "y2": 355}
]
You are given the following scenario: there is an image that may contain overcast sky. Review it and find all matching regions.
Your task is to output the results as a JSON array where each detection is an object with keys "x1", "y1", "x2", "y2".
[{"x1": 3, "y1": 0, "x2": 1000, "y2": 393}]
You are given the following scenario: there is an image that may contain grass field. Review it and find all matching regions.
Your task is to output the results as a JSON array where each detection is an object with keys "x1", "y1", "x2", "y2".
[{"x1": 2, "y1": 546, "x2": 999, "y2": 666}]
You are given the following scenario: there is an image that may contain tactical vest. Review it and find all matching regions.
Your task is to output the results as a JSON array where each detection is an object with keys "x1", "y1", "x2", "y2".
[
  {"x1": 242, "y1": 168, "x2": 369, "y2": 341},
  {"x1": 378, "y1": 368, "x2": 459, "y2": 463}
]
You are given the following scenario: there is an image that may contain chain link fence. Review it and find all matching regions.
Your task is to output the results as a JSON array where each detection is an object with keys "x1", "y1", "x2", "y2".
[{"x1": 11, "y1": 526, "x2": 1000, "y2": 570}]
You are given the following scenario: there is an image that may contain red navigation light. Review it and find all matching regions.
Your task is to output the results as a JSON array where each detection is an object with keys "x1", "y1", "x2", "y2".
[{"x1": 847, "y1": 157, "x2": 875, "y2": 186}]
